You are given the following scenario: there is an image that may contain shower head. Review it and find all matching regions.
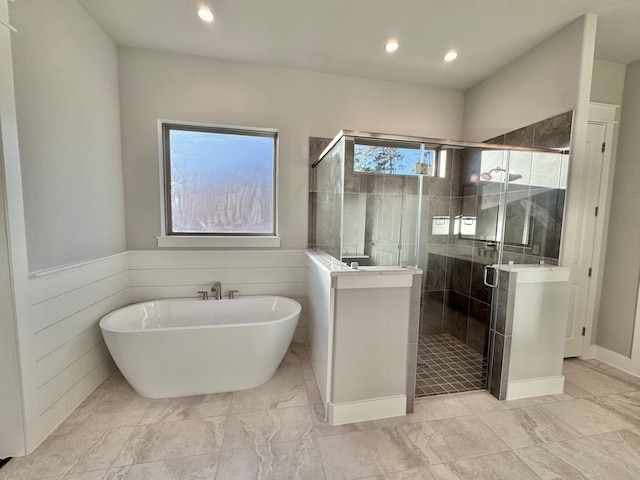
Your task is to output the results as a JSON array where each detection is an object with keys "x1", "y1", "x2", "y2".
[
  {"x1": 480, "y1": 166, "x2": 522, "y2": 182},
  {"x1": 480, "y1": 166, "x2": 505, "y2": 181}
]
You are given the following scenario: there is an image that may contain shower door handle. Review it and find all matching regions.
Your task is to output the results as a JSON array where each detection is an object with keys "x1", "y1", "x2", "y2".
[{"x1": 483, "y1": 265, "x2": 498, "y2": 288}]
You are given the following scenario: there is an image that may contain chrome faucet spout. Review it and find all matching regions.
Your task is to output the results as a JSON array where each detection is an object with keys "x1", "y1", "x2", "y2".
[{"x1": 211, "y1": 281, "x2": 222, "y2": 300}]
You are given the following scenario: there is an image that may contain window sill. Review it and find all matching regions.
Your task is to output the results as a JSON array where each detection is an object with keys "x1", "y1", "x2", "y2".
[{"x1": 156, "y1": 236, "x2": 281, "y2": 248}]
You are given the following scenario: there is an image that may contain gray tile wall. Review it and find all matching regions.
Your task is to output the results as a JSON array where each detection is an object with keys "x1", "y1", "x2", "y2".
[{"x1": 312, "y1": 138, "x2": 344, "y2": 260}]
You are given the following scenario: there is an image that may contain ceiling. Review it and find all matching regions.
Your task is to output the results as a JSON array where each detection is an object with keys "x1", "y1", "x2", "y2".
[{"x1": 76, "y1": 0, "x2": 640, "y2": 91}]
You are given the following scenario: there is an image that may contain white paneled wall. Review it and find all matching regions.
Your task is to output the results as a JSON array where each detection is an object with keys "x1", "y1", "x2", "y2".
[
  {"x1": 127, "y1": 250, "x2": 309, "y2": 341},
  {"x1": 22, "y1": 253, "x2": 129, "y2": 451}
]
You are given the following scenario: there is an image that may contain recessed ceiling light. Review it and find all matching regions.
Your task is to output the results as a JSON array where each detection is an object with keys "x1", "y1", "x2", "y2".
[
  {"x1": 444, "y1": 51, "x2": 458, "y2": 62},
  {"x1": 384, "y1": 40, "x2": 399, "y2": 53},
  {"x1": 197, "y1": 6, "x2": 214, "y2": 23}
]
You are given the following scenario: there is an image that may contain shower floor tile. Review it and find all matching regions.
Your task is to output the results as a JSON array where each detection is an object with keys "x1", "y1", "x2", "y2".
[{"x1": 416, "y1": 333, "x2": 488, "y2": 398}]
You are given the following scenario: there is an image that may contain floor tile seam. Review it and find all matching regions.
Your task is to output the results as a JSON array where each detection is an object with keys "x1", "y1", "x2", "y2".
[
  {"x1": 508, "y1": 426, "x2": 612, "y2": 455},
  {"x1": 227, "y1": 401, "x2": 313, "y2": 418},
  {"x1": 350, "y1": 465, "x2": 426, "y2": 480},
  {"x1": 308, "y1": 432, "x2": 335, "y2": 480},
  {"x1": 473, "y1": 410, "x2": 585, "y2": 450},
  {"x1": 531, "y1": 395, "x2": 575, "y2": 406},
  {"x1": 588, "y1": 390, "x2": 640, "y2": 408},
  {"x1": 310, "y1": 421, "x2": 403, "y2": 440},
  {"x1": 62, "y1": 465, "x2": 108, "y2": 479},
  {"x1": 221, "y1": 408, "x2": 315, "y2": 451},
  {"x1": 416, "y1": 441, "x2": 513, "y2": 469},
  {"x1": 138, "y1": 412, "x2": 232, "y2": 427},
  {"x1": 567, "y1": 371, "x2": 640, "y2": 391},
  {"x1": 403, "y1": 411, "x2": 484, "y2": 430},
  {"x1": 217, "y1": 409, "x2": 233, "y2": 460},
  {"x1": 54, "y1": 424, "x2": 136, "y2": 477},
  {"x1": 101, "y1": 420, "x2": 140, "y2": 473},
  {"x1": 524, "y1": 409, "x2": 635, "y2": 440},
  {"x1": 404, "y1": 408, "x2": 477, "y2": 423},
  {"x1": 592, "y1": 386, "x2": 640, "y2": 397},
  {"x1": 103, "y1": 451, "x2": 222, "y2": 473},
  {"x1": 576, "y1": 360, "x2": 624, "y2": 376},
  {"x1": 424, "y1": 448, "x2": 547, "y2": 480}
]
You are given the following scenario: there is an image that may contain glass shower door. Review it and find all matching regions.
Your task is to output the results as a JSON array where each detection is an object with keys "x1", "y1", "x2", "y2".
[
  {"x1": 416, "y1": 147, "x2": 510, "y2": 398},
  {"x1": 486, "y1": 148, "x2": 568, "y2": 399}
]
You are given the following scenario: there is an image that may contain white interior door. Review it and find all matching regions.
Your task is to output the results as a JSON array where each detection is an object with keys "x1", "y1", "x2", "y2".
[{"x1": 564, "y1": 122, "x2": 607, "y2": 357}]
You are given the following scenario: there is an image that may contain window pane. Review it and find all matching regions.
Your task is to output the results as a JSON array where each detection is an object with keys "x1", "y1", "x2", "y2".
[
  {"x1": 353, "y1": 143, "x2": 435, "y2": 175},
  {"x1": 168, "y1": 128, "x2": 275, "y2": 234}
]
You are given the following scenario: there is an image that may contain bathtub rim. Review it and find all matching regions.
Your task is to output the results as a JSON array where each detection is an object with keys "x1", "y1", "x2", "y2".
[{"x1": 99, "y1": 295, "x2": 301, "y2": 334}]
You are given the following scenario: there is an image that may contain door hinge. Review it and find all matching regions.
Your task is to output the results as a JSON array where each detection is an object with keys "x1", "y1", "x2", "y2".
[
  {"x1": 595, "y1": 206, "x2": 599, "y2": 217},
  {"x1": 602, "y1": 142, "x2": 606, "y2": 153},
  {"x1": 588, "y1": 267, "x2": 593, "y2": 277},
  {"x1": 582, "y1": 327, "x2": 586, "y2": 336}
]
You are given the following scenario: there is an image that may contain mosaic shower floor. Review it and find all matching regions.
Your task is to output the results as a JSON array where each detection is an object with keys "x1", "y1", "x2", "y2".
[{"x1": 416, "y1": 333, "x2": 488, "y2": 398}]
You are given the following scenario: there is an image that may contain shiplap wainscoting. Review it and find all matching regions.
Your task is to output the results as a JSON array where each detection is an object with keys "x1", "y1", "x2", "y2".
[
  {"x1": 127, "y1": 250, "x2": 309, "y2": 342},
  {"x1": 23, "y1": 253, "x2": 129, "y2": 451}
]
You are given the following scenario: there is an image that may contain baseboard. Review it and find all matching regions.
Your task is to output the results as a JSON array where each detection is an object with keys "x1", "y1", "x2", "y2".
[
  {"x1": 327, "y1": 395, "x2": 406, "y2": 425},
  {"x1": 292, "y1": 327, "x2": 307, "y2": 343},
  {"x1": 581, "y1": 343, "x2": 598, "y2": 359},
  {"x1": 506, "y1": 375, "x2": 565, "y2": 400},
  {"x1": 592, "y1": 345, "x2": 640, "y2": 377}
]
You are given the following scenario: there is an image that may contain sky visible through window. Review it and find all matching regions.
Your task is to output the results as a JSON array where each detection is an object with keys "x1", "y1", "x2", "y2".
[{"x1": 168, "y1": 129, "x2": 275, "y2": 234}]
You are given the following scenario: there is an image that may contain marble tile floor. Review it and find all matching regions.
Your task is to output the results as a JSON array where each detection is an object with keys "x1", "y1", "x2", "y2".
[{"x1": 4, "y1": 345, "x2": 640, "y2": 479}]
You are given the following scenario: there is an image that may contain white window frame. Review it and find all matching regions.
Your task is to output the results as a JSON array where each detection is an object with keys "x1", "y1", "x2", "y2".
[{"x1": 156, "y1": 120, "x2": 281, "y2": 248}]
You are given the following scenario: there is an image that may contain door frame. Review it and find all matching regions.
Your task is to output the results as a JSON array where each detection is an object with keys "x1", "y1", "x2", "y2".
[{"x1": 579, "y1": 102, "x2": 619, "y2": 358}]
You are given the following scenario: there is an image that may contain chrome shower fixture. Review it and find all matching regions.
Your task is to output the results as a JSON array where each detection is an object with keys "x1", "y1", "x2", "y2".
[{"x1": 480, "y1": 166, "x2": 522, "y2": 182}]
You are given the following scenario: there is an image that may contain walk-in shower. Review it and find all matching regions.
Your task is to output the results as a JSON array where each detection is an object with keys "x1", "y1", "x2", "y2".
[{"x1": 309, "y1": 113, "x2": 571, "y2": 401}]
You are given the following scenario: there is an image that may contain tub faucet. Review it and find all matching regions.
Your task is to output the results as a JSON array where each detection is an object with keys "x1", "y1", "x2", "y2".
[{"x1": 211, "y1": 282, "x2": 222, "y2": 300}]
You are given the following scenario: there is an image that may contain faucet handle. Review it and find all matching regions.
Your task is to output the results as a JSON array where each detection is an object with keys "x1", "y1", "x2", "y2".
[
  {"x1": 228, "y1": 290, "x2": 239, "y2": 299},
  {"x1": 196, "y1": 291, "x2": 208, "y2": 300}
]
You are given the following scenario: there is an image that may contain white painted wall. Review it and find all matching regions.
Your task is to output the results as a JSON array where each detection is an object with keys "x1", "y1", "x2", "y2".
[
  {"x1": 591, "y1": 59, "x2": 627, "y2": 105},
  {"x1": 463, "y1": 15, "x2": 596, "y2": 142},
  {"x1": 0, "y1": 0, "x2": 26, "y2": 457},
  {"x1": 10, "y1": 0, "x2": 126, "y2": 272},
  {"x1": 597, "y1": 60, "x2": 640, "y2": 356},
  {"x1": 118, "y1": 47, "x2": 465, "y2": 251}
]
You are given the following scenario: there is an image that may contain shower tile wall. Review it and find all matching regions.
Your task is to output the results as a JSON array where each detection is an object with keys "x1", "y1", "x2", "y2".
[
  {"x1": 309, "y1": 136, "x2": 419, "y2": 267},
  {"x1": 422, "y1": 253, "x2": 492, "y2": 356},
  {"x1": 419, "y1": 148, "x2": 492, "y2": 361},
  {"x1": 308, "y1": 137, "x2": 332, "y2": 250},
  {"x1": 309, "y1": 137, "x2": 346, "y2": 260},
  {"x1": 481, "y1": 110, "x2": 573, "y2": 266}
]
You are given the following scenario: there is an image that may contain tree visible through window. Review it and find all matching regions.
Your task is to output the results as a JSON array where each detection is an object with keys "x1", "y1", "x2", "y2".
[
  {"x1": 353, "y1": 143, "x2": 435, "y2": 175},
  {"x1": 162, "y1": 123, "x2": 277, "y2": 235}
]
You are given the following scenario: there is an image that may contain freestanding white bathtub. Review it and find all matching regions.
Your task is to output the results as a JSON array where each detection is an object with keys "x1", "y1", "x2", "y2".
[{"x1": 99, "y1": 296, "x2": 301, "y2": 398}]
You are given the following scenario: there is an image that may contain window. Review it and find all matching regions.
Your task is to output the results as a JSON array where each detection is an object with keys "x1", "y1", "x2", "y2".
[
  {"x1": 160, "y1": 122, "x2": 277, "y2": 243},
  {"x1": 353, "y1": 140, "x2": 442, "y2": 176}
]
